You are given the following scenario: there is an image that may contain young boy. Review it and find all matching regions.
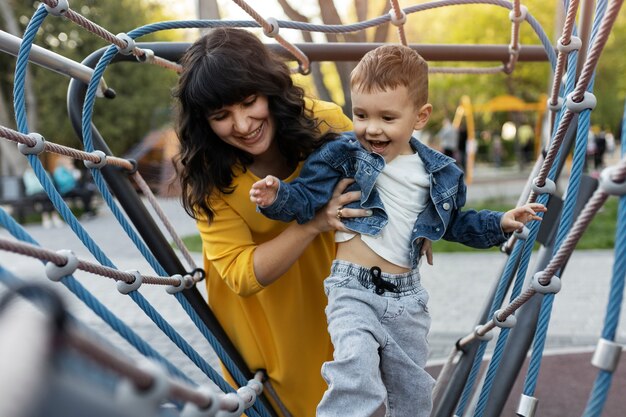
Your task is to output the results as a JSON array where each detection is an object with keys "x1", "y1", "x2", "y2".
[{"x1": 250, "y1": 45, "x2": 545, "y2": 417}]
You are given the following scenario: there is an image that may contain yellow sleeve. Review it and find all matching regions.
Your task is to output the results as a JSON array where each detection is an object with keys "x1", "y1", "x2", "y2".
[
  {"x1": 196, "y1": 195, "x2": 264, "y2": 297},
  {"x1": 305, "y1": 97, "x2": 353, "y2": 133}
]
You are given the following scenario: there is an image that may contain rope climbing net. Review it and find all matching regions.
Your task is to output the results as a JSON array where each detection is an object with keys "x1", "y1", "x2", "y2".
[{"x1": 0, "y1": 0, "x2": 624, "y2": 416}]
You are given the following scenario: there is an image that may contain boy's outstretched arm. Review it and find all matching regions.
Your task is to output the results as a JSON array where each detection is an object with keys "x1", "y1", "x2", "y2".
[
  {"x1": 500, "y1": 202, "x2": 547, "y2": 233},
  {"x1": 250, "y1": 175, "x2": 280, "y2": 207}
]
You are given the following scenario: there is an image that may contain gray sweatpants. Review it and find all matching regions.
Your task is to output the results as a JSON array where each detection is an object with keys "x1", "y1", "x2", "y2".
[{"x1": 317, "y1": 260, "x2": 435, "y2": 417}]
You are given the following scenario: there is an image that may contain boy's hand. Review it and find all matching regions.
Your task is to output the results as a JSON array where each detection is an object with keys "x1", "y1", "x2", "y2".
[
  {"x1": 421, "y1": 239, "x2": 434, "y2": 265},
  {"x1": 500, "y1": 203, "x2": 547, "y2": 233},
  {"x1": 250, "y1": 175, "x2": 280, "y2": 207}
]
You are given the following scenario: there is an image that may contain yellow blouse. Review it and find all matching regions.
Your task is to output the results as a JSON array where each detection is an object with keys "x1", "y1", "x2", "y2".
[{"x1": 197, "y1": 98, "x2": 352, "y2": 417}]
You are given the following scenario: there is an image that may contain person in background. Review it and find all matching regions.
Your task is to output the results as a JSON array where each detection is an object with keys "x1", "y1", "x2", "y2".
[
  {"x1": 437, "y1": 117, "x2": 459, "y2": 159},
  {"x1": 251, "y1": 45, "x2": 546, "y2": 417},
  {"x1": 22, "y1": 167, "x2": 63, "y2": 228},
  {"x1": 173, "y1": 28, "x2": 371, "y2": 416},
  {"x1": 52, "y1": 156, "x2": 97, "y2": 219}
]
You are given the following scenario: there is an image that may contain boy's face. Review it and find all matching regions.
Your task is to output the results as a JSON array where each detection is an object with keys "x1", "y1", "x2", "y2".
[{"x1": 352, "y1": 85, "x2": 431, "y2": 163}]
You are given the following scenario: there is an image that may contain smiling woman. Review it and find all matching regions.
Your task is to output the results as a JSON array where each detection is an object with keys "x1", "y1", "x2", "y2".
[{"x1": 172, "y1": 27, "x2": 372, "y2": 417}]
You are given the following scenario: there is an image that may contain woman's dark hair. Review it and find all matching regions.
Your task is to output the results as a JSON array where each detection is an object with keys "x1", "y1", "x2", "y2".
[{"x1": 174, "y1": 28, "x2": 328, "y2": 221}]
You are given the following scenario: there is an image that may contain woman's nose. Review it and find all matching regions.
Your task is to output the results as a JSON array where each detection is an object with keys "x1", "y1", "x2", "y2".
[{"x1": 232, "y1": 109, "x2": 251, "y2": 133}]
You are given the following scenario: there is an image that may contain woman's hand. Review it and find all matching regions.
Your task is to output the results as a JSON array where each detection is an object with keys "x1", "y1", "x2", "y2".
[
  {"x1": 308, "y1": 178, "x2": 372, "y2": 233},
  {"x1": 421, "y1": 239, "x2": 434, "y2": 265}
]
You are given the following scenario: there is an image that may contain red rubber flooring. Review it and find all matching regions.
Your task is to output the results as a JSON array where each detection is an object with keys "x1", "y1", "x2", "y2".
[{"x1": 427, "y1": 350, "x2": 626, "y2": 416}]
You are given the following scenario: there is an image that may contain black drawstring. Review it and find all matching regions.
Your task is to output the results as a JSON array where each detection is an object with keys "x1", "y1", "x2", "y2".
[{"x1": 369, "y1": 266, "x2": 399, "y2": 295}]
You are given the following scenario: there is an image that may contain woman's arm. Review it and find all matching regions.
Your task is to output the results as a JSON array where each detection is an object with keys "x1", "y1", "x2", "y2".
[
  {"x1": 253, "y1": 178, "x2": 365, "y2": 285},
  {"x1": 200, "y1": 179, "x2": 366, "y2": 294}
]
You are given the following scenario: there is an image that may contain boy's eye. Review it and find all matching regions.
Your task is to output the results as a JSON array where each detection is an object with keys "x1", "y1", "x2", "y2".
[
  {"x1": 382, "y1": 116, "x2": 395, "y2": 122},
  {"x1": 353, "y1": 113, "x2": 366, "y2": 119}
]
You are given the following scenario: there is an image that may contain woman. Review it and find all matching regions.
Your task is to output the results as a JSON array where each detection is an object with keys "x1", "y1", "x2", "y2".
[{"x1": 174, "y1": 28, "x2": 366, "y2": 416}]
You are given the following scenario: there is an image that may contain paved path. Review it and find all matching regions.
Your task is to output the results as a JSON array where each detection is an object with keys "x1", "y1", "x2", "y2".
[{"x1": 0, "y1": 165, "x2": 621, "y2": 414}]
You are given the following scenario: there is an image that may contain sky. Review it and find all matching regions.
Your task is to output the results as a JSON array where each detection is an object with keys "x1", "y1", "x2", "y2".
[{"x1": 158, "y1": 0, "x2": 349, "y2": 42}]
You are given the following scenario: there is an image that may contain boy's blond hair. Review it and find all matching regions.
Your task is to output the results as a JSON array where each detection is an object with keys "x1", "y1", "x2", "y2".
[{"x1": 350, "y1": 44, "x2": 429, "y2": 108}]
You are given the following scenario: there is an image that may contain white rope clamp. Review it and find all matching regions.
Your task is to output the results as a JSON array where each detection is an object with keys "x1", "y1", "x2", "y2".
[
  {"x1": 531, "y1": 177, "x2": 556, "y2": 195},
  {"x1": 530, "y1": 272, "x2": 561, "y2": 294},
  {"x1": 44, "y1": 0, "x2": 69, "y2": 16},
  {"x1": 591, "y1": 338, "x2": 622, "y2": 372},
  {"x1": 216, "y1": 392, "x2": 245, "y2": 417},
  {"x1": 508, "y1": 5, "x2": 528, "y2": 23},
  {"x1": 136, "y1": 49, "x2": 155, "y2": 64},
  {"x1": 117, "y1": 269, "x2": 142, "y2": 294},
  {"x1": 18, "y1": 133, "x2": 46, "y2": 155},
  {"x1": 389, "y1": 9, "x2": 407, "y2": 26},
  {"x1": 492, "y1": 309, "x2": 517, "y2": 328},
  {"x1": 116, "y1": 359, "x2": 171, "y2": 410},
  {"x1": 181, "y1": 386, "x2": 220, "y2": 417},
  {"x1": 599, "y1": 166, "x2": 626, "y2": 196},
  {"x1": 166, "y1": 274, "x2": 185, "y2": 294},
  {"x1": 263, "y1": 17, "x2": 280, "y2": 38},
  {"x1": 236, "y1": 385, "x2": 257, "y2": 410},
  {"x1": 557, "y1": 36, "x2": 582, "y2": 53},
  {"x1": 547, "y1": 97, "x2": 564, "y2": 112},
  {"x1": 246, "y1": 379, "x2": 263, "y2": 396},
  {"x1": 565, "y1": 91, "x2": 597, "y2": 113},
  {"x1": 514, "y1": 225, "x2": 530, "y2": 241},
  {"x1": 84, "y1": 150, "x2": 107, "y2": 169},
  {"x1": 516, "y1": 394, "x2": 538, "y2": 417},
  {"x1": 116, "y1": 33, "x2": 136, "y2": 55},
  {"x1": 45, "y1": 249, "x2": 78, "y2": 282},
  {"x1": 474, "y1": 325, "x2": 493, "y2": 341}
]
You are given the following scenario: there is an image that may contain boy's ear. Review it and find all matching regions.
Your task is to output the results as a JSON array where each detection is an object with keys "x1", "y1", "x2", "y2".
[{"x1": 413, "y1": 104, "x2": 433, "y2": 130}]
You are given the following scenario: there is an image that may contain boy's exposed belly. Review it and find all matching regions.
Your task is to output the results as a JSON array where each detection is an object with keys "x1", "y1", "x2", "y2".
[{"x1": 336, "y1": 234, "x2": 411, "y2": 275}]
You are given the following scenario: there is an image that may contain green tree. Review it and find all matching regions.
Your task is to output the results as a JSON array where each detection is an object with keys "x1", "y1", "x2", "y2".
[{"x1": 1, "y1": 0, "x2": 183, "y2": 159}]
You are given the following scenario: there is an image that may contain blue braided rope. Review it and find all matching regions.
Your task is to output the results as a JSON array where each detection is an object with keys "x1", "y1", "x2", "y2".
[
  {"x1": 15, "y1": 10, "x2": 262, "y2": 411},
  {"x1": 83, "y1": 56, "x2": 270, "y2": 417},
  {"x1": 0, "y1": 207, "x2": 191, "y2": 383},
  {"x1": 581, "y1": 103, "x2": 626, "y2": 417},
  {"x1": 522, "y1": 0, "x2": 608, "y2": 396},
  {"x1": 77, "y1": 21, "x2": 269, "y2": 417},
  {"x1": 471, "y1": 218, "x2": 545, "y2": 417},
  {"x1": 123, "y1": 0, "x2": 556, "y2": 69},
  {"x1": 454, "y1": 242, "x2": 525, "y2": 415}
]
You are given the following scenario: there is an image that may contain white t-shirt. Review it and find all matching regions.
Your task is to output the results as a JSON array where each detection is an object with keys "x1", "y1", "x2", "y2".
[{"x1": 336, "y1": 152, "x2": 430, "y2": 267}]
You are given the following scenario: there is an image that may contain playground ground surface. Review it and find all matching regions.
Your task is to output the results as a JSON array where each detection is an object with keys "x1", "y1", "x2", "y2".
[{"x1": 0, "y1": 161, "x2": 623, "y2": 416}]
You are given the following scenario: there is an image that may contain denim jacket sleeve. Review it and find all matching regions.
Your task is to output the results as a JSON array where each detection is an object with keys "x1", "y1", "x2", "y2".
[
  {"x1": 259, "y1": 140, "x2": 348, "y2": 224},
  {"x1": 443, "y1": 174, "x2": 509, "y2": 248}
]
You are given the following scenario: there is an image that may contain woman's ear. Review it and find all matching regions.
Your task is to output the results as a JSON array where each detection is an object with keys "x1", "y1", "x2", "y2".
[{"x1": 413, "y1": 103, "x2": 433, "y2": 130}]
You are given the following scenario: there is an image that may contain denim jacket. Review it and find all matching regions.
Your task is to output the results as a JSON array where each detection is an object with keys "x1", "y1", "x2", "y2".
[{"x1": 260, "y1": 132, "x2": 508, "y2": 269}]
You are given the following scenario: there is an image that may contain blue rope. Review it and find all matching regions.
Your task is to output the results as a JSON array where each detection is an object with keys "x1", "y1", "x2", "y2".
[
  {"x1": 14, "y1": 9, "x2": 263, "y2": 413},
  {"x1": 581, "y1": 102, "x2": 626, "y2": 417},
  {"x1": 471, "y1": 213, "x2": 545, "y2": 417},
  {"x1": 454, "y1": 241, "x2": 525, "y2": 415},
  {"x1": 0, "y1": 207, "x2": 191, "y2": 383},
  {"x1": 522, "y1": 0, "x2": 608, "y2": 396}
]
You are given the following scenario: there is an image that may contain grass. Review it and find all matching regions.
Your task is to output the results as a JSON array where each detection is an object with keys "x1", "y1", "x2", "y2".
[{"x1": 180, "y1": 197, "x2": 620, "y2": 253}]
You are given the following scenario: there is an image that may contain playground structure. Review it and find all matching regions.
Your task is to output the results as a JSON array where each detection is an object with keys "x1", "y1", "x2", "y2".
[
  {"x1": 0, "y1": 1, "x2": 625, "y2": 417},
  {"x1": 453, "y1": 93, "x2": 548, "y2": 183}
]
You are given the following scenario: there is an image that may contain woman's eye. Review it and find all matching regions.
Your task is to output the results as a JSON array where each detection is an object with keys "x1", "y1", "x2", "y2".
[
  {"x1": 243, "y1": 95, "x2": 257, "y2": 106},
  {"x1": 209, "y1": 112, "x2": 227, "y2": 121}
]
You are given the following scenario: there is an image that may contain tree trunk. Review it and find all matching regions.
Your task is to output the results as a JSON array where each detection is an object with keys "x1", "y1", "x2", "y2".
[
  {"x1": 276, "y1": 0, "x2": 332, "y2": 102},
  {"x1": 0, "y1": 0, "x2": 32, "y2": 175}
]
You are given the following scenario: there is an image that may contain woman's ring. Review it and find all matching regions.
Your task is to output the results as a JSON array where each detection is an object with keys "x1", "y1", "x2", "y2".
[{"x1": 336, "y1": 207, "x2": 344, "y2": 220}]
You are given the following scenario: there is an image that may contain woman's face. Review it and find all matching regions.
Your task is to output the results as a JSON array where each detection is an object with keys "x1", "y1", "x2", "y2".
[{"x1": 207, "y1": 94, "x2": 276, "y2": 156}]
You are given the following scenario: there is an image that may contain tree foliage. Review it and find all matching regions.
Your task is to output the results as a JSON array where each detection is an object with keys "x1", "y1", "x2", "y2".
[{"x1": 1, "y1": 0, "x2": 182, "y2": 157}]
